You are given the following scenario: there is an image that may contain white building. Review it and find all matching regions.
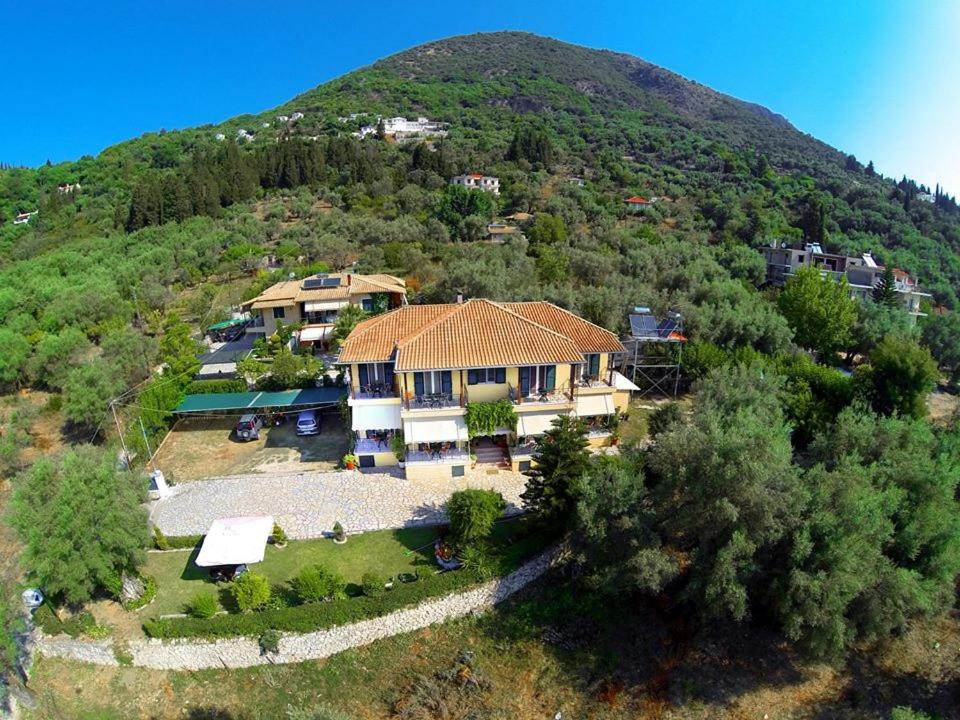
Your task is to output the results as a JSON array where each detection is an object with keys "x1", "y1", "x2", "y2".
[
  {"x1": 57, "y1": 183, "x2": 81, "y2": 194},
  {"x1": 236, "y1": 129, "x2": 254, "y2": 142},
  {"x1": 13, "y1": 211, "x2": 37, "y2": 225},
  {"x1": 450, "y1": 173, "x2": 500, "y2": 195},
  {"x1": 276, "y1": 115, "x2": 289, "y2": 123},
  {"x1": 214, "y1": 132, "x2": 226, "y2": 141},
  {"x1": 354, "y1": 116, "x2": 448, "y2": 141},
  {"x1": 290, "y1": 112, "x2": 304, "y2": 122}
]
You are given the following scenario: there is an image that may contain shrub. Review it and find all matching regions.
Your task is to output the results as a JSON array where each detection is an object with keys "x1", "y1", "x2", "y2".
[
  {"x1": 259, "y1": 629, "x2": 281, "y2": 655},
  {"x1": 332, "y1": 521, "x2": 346, "y2": 542},
  {"x1": 361, "y1": 572, "x2": 385, "y2": 598},
  {"x1": 184, "y1": 379, "x2": 247, "y2": 394},
  {"x1": 152, "y1": 526, "x2": 169, "y2": 551},
  {"x1": 294, "y1": 564, "x2": 347, "y2": 603},
  {"x1": 187, "y1": 591, "x2": 219, "y2": 619},
  {"x1": 459, "y1": 542, "x2": 496, "y2": 580},
  {"x1": 446, "y1": 489, "x2": 505, "y2": 549},
  {"x1": 415, "y1": 566, "x2": 434, "y2": 582},
  {"x1": 648, "y1": 402, "x2": 683, "y2": 438},
  {"x1": 272, "y1": 523, "x2": 288, "y2": 545},
  {"x1": 231, "y1": 572, "x2": 271, "y2": 612}
]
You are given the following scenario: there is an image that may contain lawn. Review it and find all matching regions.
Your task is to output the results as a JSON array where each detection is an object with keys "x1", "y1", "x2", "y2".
[{"x1": 142, "y1": 517, "x2": 536, "y2": 619}]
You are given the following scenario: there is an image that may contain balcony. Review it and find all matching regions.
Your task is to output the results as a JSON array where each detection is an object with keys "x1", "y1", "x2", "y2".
[
  {"x1": 507, "y1": 383, "x2": 574, "y2": 406},
  {"x1": 405, "y1": 447, "x2": 470, "y2": 465},
  {"x1": 404, "y1": 393, "x2": 463, "y2": 411},
  {"x1": 351, "y1": 383, "x2": 399, "y2": 400},
  {"x1": 354, "y1": 437, "x2": 394, "y2": 454}
]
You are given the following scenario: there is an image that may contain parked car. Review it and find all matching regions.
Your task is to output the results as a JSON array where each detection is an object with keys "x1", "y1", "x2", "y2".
[
  {"x1": 296, "y1": 409, "x2": 321, "y2": 436},
  {"x1": 235, "y1": 414, "x2": 263, "y2": 441}
]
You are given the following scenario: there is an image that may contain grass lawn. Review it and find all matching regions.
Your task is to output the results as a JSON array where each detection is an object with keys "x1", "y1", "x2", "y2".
[{"x1": 142, "y1": 517, "x2": 536, "y2": 619}]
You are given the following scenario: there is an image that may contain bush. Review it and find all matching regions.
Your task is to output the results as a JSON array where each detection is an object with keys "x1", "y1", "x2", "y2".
[
  {"x1": 187, "y1": 591, "x2": 219, "y2": 619},
  {"x1": 272, "y1": 523, "x2": 288, "y2": 545},
  {"x1": 184, "y1": 379, "x2": 247, "y2": 394},
  {"x1": 152, "y1": 526, "x2": 169, "y2": 551},
  {"x1": 294, "y1": 564, "x2": 347, "y2": 603},
  {"x1": 361, "y1": 572, "x2": 385, "y2": 598},
  {"x1": 459, "y1": 542, "x2": 496, "y2": 580},
  {"x1": 259, "y1": 629, "x2": 281, "y2": 655},
  {"x1": 35, "y1": 605, "x2": 101, "y2": 638},
  {"x1": 415, "y1": 566, "x2": 435, "y2": 582},
  {"x1": 332, "y1": 521, "x2": 346, "y2": 542},
  {"x1": 649, "y1": 403, "x2": 683, "y2": 438},
  {"x1": 446, "y1": 489, "x2": 505, "y2": 549},
  {"x1": 231, "y1": 572, "x2": 271, "y2": 612}
]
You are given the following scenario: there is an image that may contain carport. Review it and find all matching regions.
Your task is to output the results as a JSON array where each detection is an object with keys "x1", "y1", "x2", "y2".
[{"x1": 174, "y1": 387, "x2": 348, "y2": 416}]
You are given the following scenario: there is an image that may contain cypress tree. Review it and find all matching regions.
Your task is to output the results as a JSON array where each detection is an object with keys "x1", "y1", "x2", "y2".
[{"x1": 873, "y1": 266, "x2": 899, "y2": 306}]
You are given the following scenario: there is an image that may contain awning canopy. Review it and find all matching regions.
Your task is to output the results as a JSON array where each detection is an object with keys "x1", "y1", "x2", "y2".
[
  {"x1": 403, "y1": 416, "x2": 469, "y2": 443},
  {"x1": 195, "y1": 516, "x2": 274, "y2": 567},
  {"x1": 574, "y1": 393, "x2": 616, "y2": 417},
  {"x1": 517, "y1": 410, "x2": 565, "y2": 436},
  {"x1": 353, "y1": 403, "x2": 402, "y2": 432},
  {"x1": 611, "y1": 370, "x2": 641, "y2": 392},
  {"x1": 298, "y1": 326, "x2": 334, "y2": 343},
  {"x1": 175, "y1": 387, "x2": 347, "y2": 414},
  {"x1": 207, "y1": 317, "x2": 247, "y2": 332},
  {"x1": 304, "y1": 300, "x2": 348, "y2": 312}
]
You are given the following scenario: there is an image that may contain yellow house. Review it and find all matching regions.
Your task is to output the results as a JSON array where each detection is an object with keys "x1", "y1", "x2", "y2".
[
  {"x1": 242, "y1": 273, "x2": 406, "y2": 350},
  {"x1": 338, "y1": 298, "x2": 629, "y2": 480}
]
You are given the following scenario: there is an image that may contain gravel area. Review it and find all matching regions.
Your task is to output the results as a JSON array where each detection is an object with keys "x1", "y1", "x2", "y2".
[{"x1": 149, "y1": 468, "x2": 527, "y2": 538}]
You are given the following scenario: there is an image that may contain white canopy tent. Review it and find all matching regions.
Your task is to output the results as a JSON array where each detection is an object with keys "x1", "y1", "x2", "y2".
[
  {"x1": 298, "y1": 326, "x2": 334, "y2": 343},
  {"x1": 352, "y1": 403, "x2": 402, "y2": 432},
  {"x1": 611, "y1": 370, "x2": 641, "y2": 392},
  {"x1": 574, "y1": 393, "x2": 616, "y2": 418},
  {"x1": 195, "y1": 516, "x2": 274, "y2": 567},
  {"x1": 403, "y1": 417, "x2": 469, "y2": 443}
]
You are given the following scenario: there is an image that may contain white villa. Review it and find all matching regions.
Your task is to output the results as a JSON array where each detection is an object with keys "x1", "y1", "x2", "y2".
[
  {"x1": 450, "y1": 173, "x2": 500, "y2": 195},
  {"x1": 355, "y1": 116, "x2": 448, "y2": 141}
]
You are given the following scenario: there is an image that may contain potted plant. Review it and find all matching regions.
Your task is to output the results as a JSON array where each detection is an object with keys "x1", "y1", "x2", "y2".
[
  {"x1": 342, "y1": 453, "x2": 358, "y2": 470},
  {"x1": 332, "y1": 521, "x2": 347, "y2": 545},
  {"x1": 391, "y1": 433, "x2": 406, "y2": 467},
  {"x1": 270, "y1": 522, "x2": 288, "y2": 549},
  {"x1": 469, "y1": 453, "x2": 477, "y2": 468}
]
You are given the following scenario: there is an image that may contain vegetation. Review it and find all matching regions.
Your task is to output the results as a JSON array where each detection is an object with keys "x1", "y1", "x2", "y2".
[
  {"x1": 445, "y1": 489, "x2": 506, "y2": 549},
  {"x1": 231, "y1": 572, "x2": 272, "y2": 612},
  {"x1": 294, "y1": 565, "x2": 347, "y2": 603},
  {"x1": 463, "y1": 399, "x2": 517, "y2": 438},
  {"x1": 520, "y1": 415, "x2": 590, "y2": 527}
]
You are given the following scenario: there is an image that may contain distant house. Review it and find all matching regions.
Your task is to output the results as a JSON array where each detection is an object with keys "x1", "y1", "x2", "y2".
[
  {"x1": 290, "y1": 112, "x2": 304, "y2": 122},
  {"x1": 56, "y1": 183, "x2": 81, "y2": 194},
  {"x1": 214, "y1": 133, "x2": 226, "y2": 141},
  {"x1": 236, "y1": 129, "x2": 254, "y2": 142},
  {"x1": 486, "y1": 223, "x2": 523, "y2": 243},
  {"x1": 262, "y1": 122, "x2": 271, "y2": 128},
  {"x1": 276, "y1": 115, "x2": 290, "y2": 123},
  {"x1": 504, "y1": 211, "x2": 534, "y2": 222},
  {"x1": 567, "y1": 176, "x2": 585, "y2": 187},
  {"x1": 624, "y1": 195, "x2": 654, "y2": 212},
  {"x1": 450, "y1": 173, "x2": 500, "y2": 196},
  {"x1": 354, "y1": 115, "x2": 448, "y2": 142},
  {"x1": 13, "y1": 211, "x2": 37, "y2": 225},
  {"x1": 917, "y1": 192, "x2": 935, "y2": 203}
]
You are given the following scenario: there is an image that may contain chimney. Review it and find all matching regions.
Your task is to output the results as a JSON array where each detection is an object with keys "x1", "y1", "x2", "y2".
[
  {"x1": 346, "y1": 273, "x2": 351, "y2": 286},
  {"x1": 456, "y1": 292, "x2": 464, "y2": 304}
]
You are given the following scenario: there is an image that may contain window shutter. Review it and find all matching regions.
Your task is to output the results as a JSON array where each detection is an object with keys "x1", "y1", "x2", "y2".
[
  {"x1": 467, "y1": 369, "x2": 478, "y2": 385},
  {"x1": 495, "y1": 367, "x2": 506, "y2": 384},
  {"x1": 414, "y1": 372, "x2": 424, "y2": 396},
  {"x1": 358, "y1": 364, "x2": 369, "y2": 387},
  {"x1": 519, "y1": 367, "x2": 530, "y2": 396},
  {"x1": 384, "y1": 363, "x2": 394, "y2": 391},
  {"x1": 545, "y1": 365, "x2": 556, "y2": 391},
  {"x1": 441, "y1": 371, "x2": 453, "y2": 395},
  {"x1": 589, "y1": 354, "x2": 600, "y2": 376}
]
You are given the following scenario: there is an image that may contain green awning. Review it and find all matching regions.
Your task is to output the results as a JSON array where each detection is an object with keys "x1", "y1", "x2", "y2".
[
  {"x1": 207, "y1": 318, "x2": 247, "y2": 331},
  {"x1": 175, "y1": 387, "x2": 347, "y2": 414}
]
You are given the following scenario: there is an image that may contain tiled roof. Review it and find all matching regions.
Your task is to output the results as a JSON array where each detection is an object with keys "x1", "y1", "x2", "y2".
[
  {"x1": 243, "y1": 273, "x2": 405, "y2": 310},
  {"x1": 624, "y1": 195, "x2": 651, "y2": 204},
  {"x1": 504, "y1": 302, "x2": 625, "y2": 353},
  {"x1": 339, "y1": 299, "x2": 620, "y2": 371}
]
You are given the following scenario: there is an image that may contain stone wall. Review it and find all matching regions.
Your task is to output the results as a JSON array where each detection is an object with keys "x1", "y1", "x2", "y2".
[{"x1": 34, "y1": 544, "x2": 565, "y2": 671}]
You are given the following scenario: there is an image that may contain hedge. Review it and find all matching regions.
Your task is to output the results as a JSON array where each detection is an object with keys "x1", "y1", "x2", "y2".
[
  {"x1": 144, "y1": 567, "x2": 486, "y2": 639},
  {"x1": 184, "y1": 379, "x2": 247, "y2": 394},
  {"x1": 153, "y1": 533, "x2": 203, "y2": 550}
]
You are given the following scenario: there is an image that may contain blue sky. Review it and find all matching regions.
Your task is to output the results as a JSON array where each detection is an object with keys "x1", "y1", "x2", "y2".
[{"x1": 3, "y1": 1, "x2": 958, "y2": 192}]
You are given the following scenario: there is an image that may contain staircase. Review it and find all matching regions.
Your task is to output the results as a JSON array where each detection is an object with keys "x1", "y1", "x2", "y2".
[{"x1": 472, "y1": 438, "x2": 510, "y2": 469}]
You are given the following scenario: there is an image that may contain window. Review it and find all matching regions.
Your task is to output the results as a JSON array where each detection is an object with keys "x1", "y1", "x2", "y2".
[
  {"x1": 361, "y1": 298, "x2": 373, "y2": 312},
  {"x1": 414, "y1": 370, "x2": 452, "y2": 396},
  {"x1": 451, "y1": 465, "x2": 465, "y2": 478},
  {"x1": 272, "y1": 306, "x2": 286, "y2": 319},
  {"x1": 518, "y1": 461, "x2": 531, "y2": 472},
  {"x1": 358, "y1": 455, "x2": 376, "y2": 468},
  {"x1": 467, "y1": 368, "x2": 506, "y2": 385},
  {"x1": 357, "y1": 363, "x2": 393, "y2": 391},
  {"x1": 518, "y1": 365, "x2": 556, "y2": 396},
  {"x1": 583, "y1": 354, "x2": 600, "y2": 379}
]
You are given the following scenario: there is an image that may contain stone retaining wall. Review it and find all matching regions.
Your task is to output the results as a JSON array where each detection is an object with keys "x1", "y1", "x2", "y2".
[{"x1": 33, "y1": 544, "x2": 565, "y2": 671}]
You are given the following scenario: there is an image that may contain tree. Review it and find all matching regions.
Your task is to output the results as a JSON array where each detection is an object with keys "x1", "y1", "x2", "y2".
[
  {"x1": 100, "y1": 326, "x2": 156, "y2": 386},
  {"x1": 436, "y1": 185, "x2": 495, "y2": 240},
  {"x1": 332, "y1": 304, "x2": 368, "y2": 349},
  {"x1": 520, "y1": 415, "x2": 590, "y2": 527},
  {"x1": 858, "y1": 334, "x2": 938, "y2": 418},
  {"x1": 872, "y1": 266, "x2": 898, "y2": 306},
  {"x1": 648, "y1": 364, "x2": 803, "y2": 620},
  {"x1": 848, "y1": 298, "x2": 917, "y2": 362},
  {"x1": 446, "y1": 489, "x2": 505, "y2": 549},
  {"x1": 506, "y1": 123, "x2": 554, "y2": 166},
  {"x1": 921, "y1": 312, "x2": 960, "y2": 381},
  {"x1": 525, "y1": 213, "x2": 567, "y2": 246},
  {"x1": 62, "y1": 359, "x2": 123, "y2": 430},
  {"x1": 158, "y1": 314, "x2": 201, "y2": 379},
  {"x1": 11, "y1": 447, "x2": 148, "y2": 604},
  {"x1": 575, "y1": 457, "x2": 677, "y2": 594},
  {"x1": 0, "y1": 329, "x2": 30, "y2": 390},
  {"x1": 778, "y1": 265, "x2": 856, "y2": 358},
  {"x1": 27, "y1": 327, "x2": 92, "y2": 390}
]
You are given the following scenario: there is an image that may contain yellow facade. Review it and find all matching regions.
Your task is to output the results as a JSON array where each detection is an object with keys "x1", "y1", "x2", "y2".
[{"x1": 405, "y1": 461, "x2": 470, "y2": 481}]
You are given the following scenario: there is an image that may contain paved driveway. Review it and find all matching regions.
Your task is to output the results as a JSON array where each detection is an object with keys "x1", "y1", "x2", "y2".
[{"x1": 150, "y1": 468, "x2": 527, "y2": 539}]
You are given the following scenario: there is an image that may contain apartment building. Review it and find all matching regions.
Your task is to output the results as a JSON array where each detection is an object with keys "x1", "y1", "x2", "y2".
[
  {"x1": 450, "y1": 173, "x2": 500, "y2": 195},
  {"x1": 761, "y1": 242, "x2": 930, "y2": 318},
  {"x1": 242, "y1": 273, "x2": 406, "y2": 349},
  {"x1": 339, "y1": 298, "x2": 631, "y2": 480}
]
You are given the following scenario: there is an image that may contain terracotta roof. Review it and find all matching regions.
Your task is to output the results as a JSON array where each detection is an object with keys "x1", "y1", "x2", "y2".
[
  {"x1": 243, "y1": 273, "x2": 405, "y2": 310},
  {"x1": 504, "y1": 302, "x2": 625, "y2": 354},
  {"x1": 339, "y1": 299, "x2": 619, "y2": 371},
  {"x1": 624, "y1": 195, "x2": 651, "y2": 204}
]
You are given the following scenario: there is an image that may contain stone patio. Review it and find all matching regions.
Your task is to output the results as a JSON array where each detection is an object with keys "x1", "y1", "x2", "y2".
[{"x1": 149, "y1": 467, "x2": 527, "y2": 539}]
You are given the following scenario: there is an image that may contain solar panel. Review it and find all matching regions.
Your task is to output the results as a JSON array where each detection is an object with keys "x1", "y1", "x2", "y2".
[
  {"x1": 301, "y1": 275, "x2": 341, "y2": 290},
  {"x1": 629, "y1": 313, "x2": 659, "y2": 338},
  {"x1": 656, "y1": 319, "x2": 678, "y2": 338},
  {"x1": 302, "y1": 277, "x2": 326, "y2": 289},
  {"x1": 321, "y1": 277, "x2": 341, "y2": 287}
]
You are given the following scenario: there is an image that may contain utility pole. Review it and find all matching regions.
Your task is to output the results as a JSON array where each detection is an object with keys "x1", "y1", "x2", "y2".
[
  {"x1": 110, "y1": 400, "x2": 133, "y2": 473},
  {"x1": 139, "y1": 416, "x2": 155, "y2": 472}
]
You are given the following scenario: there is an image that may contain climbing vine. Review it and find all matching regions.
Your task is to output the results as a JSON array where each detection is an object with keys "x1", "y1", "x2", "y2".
[{"x1": 464, "y1": 400, "x2": 518, "y2": 438}]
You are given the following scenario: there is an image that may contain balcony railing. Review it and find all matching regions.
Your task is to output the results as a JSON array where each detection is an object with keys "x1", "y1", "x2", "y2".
[
  {"x1": 507, "y1": 383, "x2": 574, "y2": 405},
  {"x1": 405, "y1": 447, "x2": 470, "y2": 465},
  {"x1": 352, "y1": 383, "x2": 399, "y2": 400},
  {"x1": 574, "y1": 373, "x2": 613, "y2": 389},
  {"x1": 404, "y1": 393, "x2": 463, "y2": 411}
]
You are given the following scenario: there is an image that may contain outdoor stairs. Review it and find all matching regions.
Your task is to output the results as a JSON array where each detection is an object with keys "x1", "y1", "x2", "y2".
[{"x1": 473, "y1": 443, "x2": 510, "y2": 468}]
